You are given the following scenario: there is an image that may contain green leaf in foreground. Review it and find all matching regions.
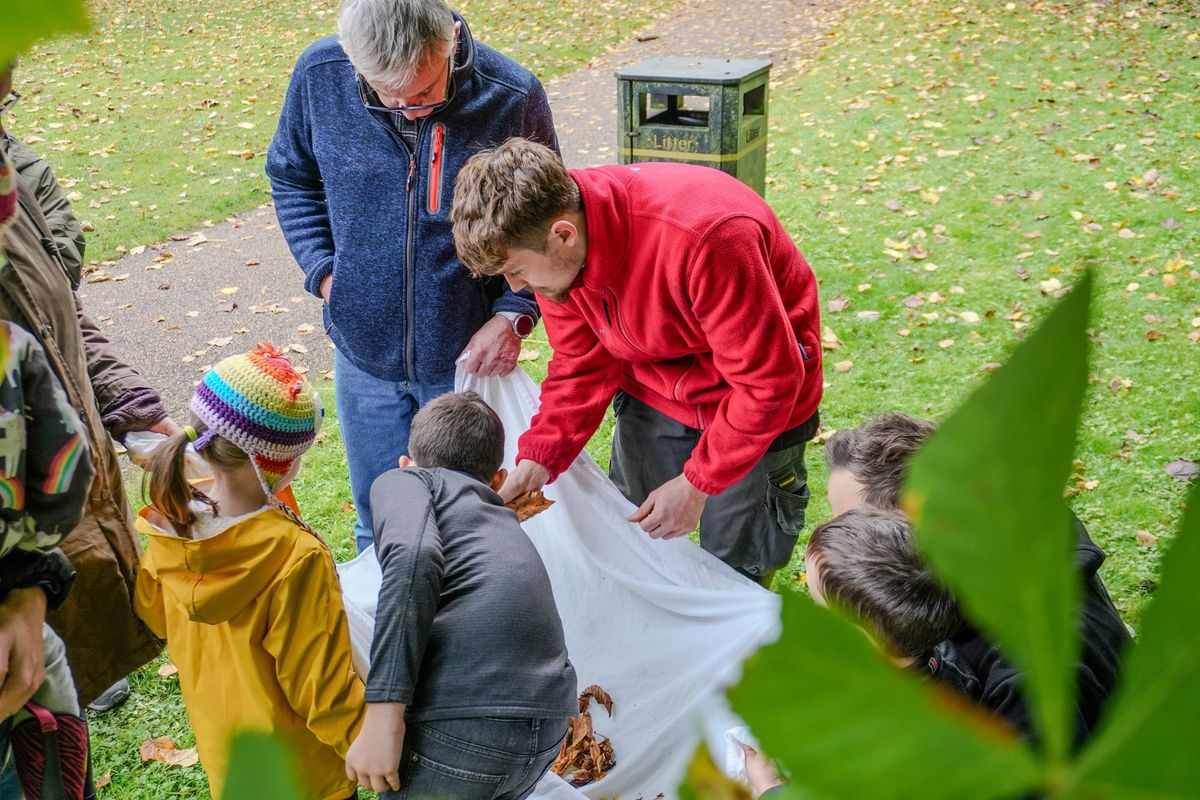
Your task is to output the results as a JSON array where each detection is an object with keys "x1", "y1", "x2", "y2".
[
  {"x1": 904, "y1": 271, "x2": 1093, "y2": 766},
  {"x1": 221, "y1": 731, "x2": 303, "y2": 800},
  {"x1": 1070, "y1": 477, "x2": 1200, "y2": 799},
  {"x1": 1, "y1": 0, "x2": 90, "y2": 64},
  {"x1": 731, "y1": 593, "x2": 1039, "y2": 800}
]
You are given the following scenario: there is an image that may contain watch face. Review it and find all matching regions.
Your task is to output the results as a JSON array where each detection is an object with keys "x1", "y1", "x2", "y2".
[{"x1": 513, "y1": 314, "x2": 535, "y2": 338}]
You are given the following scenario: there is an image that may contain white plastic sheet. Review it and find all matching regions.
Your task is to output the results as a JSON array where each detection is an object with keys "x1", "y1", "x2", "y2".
[{"x1": 337, "y1": 366, "x2": 781, "y2": 798}]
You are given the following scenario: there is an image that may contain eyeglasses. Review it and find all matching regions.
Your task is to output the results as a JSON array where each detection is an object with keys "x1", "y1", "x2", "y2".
[
  {"x1": 358, "y1": 44, "x2": 458, "y2": 115},
  {"x1": 0, "y1": 91, "x2": 19, "y2": 114}
]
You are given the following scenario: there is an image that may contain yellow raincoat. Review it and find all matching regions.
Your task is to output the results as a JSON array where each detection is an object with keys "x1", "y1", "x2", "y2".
[{"x1": 134, "y1": 506, "x2": 365, "y2": 800}]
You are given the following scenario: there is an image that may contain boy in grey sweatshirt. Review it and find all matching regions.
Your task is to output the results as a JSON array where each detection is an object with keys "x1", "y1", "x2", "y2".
[{"x1": 345, "y1": 391, "x2": 577, "y2": 799}]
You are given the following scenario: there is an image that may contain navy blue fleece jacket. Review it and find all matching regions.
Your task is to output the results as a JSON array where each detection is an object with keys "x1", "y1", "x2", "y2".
[{"x1": 266, "y1": 16, "x2": 553, "y2": 383}]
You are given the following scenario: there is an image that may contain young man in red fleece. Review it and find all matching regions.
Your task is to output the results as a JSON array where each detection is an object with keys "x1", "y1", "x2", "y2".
[{"x1": 451, "y1": 138, "x2": 823, "y2": 582}]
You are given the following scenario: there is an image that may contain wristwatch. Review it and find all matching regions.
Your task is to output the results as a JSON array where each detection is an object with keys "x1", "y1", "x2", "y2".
[
  {"x1": 497, "y1": 311, "x2": 536, "y2": 339},
  {"x1": 0, "y1": 547, "x2": 77, "y2": 611}
]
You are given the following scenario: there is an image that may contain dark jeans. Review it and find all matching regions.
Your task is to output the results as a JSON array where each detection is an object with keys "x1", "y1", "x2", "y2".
[
  {"x1": 387, "y1": 717, "x2": 569, "y2": 800},
  {"x1": 609, "y1": 391, "x2": 816, "y2": 582}
]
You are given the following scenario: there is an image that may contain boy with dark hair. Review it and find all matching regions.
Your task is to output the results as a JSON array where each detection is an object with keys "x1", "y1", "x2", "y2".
[
  {"x1": 805, "y1": 508, "x2": 963, "y2": 664},
  {"x1": 822, "y1": 412, "x2": 1130, "y2": 745},
  {"x1": 345, "y1": 391, "x2": 576, "y2": 799}
]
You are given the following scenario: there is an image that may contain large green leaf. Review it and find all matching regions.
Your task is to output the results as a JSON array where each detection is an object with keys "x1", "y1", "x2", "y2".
[
  {"x1": 904, "y1": 271, "x2": 1093, "y2": 764},
  {"x1": 1068, "y1": 477, "x2": 1200, "y2": 798},
  {"x1": 1, "y1": 0, "x2": 90, "y2": 65},
  {"x1": 730, "y1": 592, "x2": 1040, "y2": 800},
  {"x1": 221, "y1": 732, "x2": 304, "y2": 800}
]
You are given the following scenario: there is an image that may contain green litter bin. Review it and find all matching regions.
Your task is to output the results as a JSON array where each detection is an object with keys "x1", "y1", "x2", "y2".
[{"x1": 616, "y1": 57, "x2": 771, "y2": 196}]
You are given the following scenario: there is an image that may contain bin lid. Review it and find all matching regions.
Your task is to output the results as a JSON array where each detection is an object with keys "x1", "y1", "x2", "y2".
[{"x1": 615, "y1": 57, "x2": 771, "y2": 84}]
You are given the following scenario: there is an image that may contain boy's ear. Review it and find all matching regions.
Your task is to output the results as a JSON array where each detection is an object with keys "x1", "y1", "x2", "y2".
[
  {"x1": 490, "y1": 467, "x2": 508, "y2": 492},
  {"x1": 398, "y1": 455, "x2": 415, "y2": 469}
]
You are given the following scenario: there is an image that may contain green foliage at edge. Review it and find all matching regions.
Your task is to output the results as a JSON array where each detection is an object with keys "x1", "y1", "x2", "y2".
[
  {"x1": 1, "y1": 0, "x2": 90, "y2": 65},
  {"x1": 220, "y1": 731, "x2": 304, "y2": 800},
  {"x1": 904, "y1": 272, "x2": 1094, "y2": 764},
  {"x1": 731, "y1": 591, "x2": 1039, "y2": 800},
  {"x1": 1069, "y1": 476, "x2": 1200, "y2": 799}
]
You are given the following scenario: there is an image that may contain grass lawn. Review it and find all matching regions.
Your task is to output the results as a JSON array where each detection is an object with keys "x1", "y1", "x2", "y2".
[
  {"x1": 84, "y1": 0, "x2": 1197, "y2": 796},
  {"x1": 758, "y1": 0, "x2": 1198, "y2": 621}
]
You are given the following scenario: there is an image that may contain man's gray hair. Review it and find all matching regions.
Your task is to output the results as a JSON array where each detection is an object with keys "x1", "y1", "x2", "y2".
[{"x1": 338, "y1": 0, "x2": 455, "y2": 90}]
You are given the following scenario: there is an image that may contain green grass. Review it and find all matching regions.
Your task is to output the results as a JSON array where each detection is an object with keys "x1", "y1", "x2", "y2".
[
  {"x1": 92, "y1": 0, "x2": 1199, "y2": 795},
  {"x1": 7, "y1": 0, "x2": 680, "y2": 267},
  {"x1": 758, "y1": 0, "x2": 1199, "y2": 620}
]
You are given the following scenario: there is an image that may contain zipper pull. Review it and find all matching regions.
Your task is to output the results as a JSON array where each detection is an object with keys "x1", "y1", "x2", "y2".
[{"x1": 406, "y1": 156, "x2": 415, "y2": 193}]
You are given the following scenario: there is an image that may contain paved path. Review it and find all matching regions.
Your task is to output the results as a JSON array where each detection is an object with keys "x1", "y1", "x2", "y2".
[{"x1": 77, "y1": 0, "x2": 848, "y2": 417}]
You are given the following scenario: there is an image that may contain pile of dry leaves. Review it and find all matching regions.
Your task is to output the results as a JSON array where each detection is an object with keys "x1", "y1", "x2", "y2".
[{"x1": 551, "y1": 685, "x2": 616, "y2": 786}]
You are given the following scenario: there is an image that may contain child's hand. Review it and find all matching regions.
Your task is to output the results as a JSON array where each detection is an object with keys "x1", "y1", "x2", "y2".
[
  {"x1": 739, "y1": 742, "x2": 785, "y2": 798},
  {"x1": 346, "y1": 702, "x2": 406, "y2": 793}
]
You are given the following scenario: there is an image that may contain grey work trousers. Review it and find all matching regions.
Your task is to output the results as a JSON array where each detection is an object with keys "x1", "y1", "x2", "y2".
[{"x1": 608, "y1": 391, "x2": 817, "y2": 582}]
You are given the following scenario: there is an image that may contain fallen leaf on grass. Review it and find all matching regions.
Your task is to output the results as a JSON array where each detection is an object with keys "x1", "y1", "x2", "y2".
[
  {"x1": 157, "y1": 662, "x2": 179, "y2": 678},
  {"x1": 1165, "y1": 459, "x2": 1199, "y2": 481},
  {"x1": 1135, "y1": 530, "x2": 1158, "y2": 547},
  {"x1": 827, "y1": 295, "x2": 850, "y2": 313},
  {"x1": 95, "y1": 771, "x2": 111, "y2": 788},
  {"x1": 140, "y1": 736, "x2": 199, "y2": 767},
  {"x1": 517, "y1": 347, "x2": 541, "y2": 362},
  {"x1": 834, "y1": 360, "x2": 853, "y2": 373}
]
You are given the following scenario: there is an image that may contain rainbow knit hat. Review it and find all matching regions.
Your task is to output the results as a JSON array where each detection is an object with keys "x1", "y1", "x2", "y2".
[{"x1": 190, "y1": 343, "x2": 322, "y2": 491}]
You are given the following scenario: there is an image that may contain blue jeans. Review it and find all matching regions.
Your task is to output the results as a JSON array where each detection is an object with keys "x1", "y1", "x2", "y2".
[
  {"x1": 387, "y1": 717, "x2": 569, "y2": 800},
  {"x1": 335, "y1": 350, "x2": 456, "y2": 553}
]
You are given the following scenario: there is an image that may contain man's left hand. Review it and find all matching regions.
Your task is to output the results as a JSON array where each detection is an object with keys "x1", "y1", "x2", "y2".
[
  {"x1": 628, "y1": 473, "x2": 708, "y2": 540},
  {"x1": 461, "y1": 315, "x2": 521, "y2": 377}
]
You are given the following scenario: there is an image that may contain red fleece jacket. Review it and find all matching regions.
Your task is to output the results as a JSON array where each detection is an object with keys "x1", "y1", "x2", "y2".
[{"x1": 517, "y1": 163, "x2": 823, "y2": 495}]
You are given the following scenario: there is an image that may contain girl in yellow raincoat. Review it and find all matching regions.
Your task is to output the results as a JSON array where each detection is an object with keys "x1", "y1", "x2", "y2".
[{"x1": 134, "y1": 344, "x2": 364, "y2": 800}]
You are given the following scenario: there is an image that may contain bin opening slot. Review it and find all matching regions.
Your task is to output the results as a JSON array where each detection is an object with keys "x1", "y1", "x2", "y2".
[
  {"x1": 743, "y1": 84, "x2": 766, "y2": 117},
  {"x1": 640, "y1": 90, "x2": 710, "y2": 127}
]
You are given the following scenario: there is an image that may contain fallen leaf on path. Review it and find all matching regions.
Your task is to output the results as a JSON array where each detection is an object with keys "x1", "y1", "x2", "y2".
[
  {"x1": 219, "y1": 286, "x2": 238, "y2": 295},
  {"x1": 208, "y1": 337, "x2": 233, "y2": 347}
]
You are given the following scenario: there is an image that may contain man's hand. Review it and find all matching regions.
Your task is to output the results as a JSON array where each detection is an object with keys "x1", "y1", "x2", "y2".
[
  {"x1": 346, "y1": 702, "x2": 406, "y2": 793},
  {"x1": 628, "y1": 473, "x2": 708, "y2": 540},
  {"x1": 319, "y1": 273, "x2": 333, "y2": 302},
  {"x1": 461, "y1": 315, "x2": 521, "y2": 377},
  {"x1": 0, "y1": 587, "x2": 48, "y2": 719},
  {"x1": 498, "y1": 459, "x2": 550, "y2": 504}
]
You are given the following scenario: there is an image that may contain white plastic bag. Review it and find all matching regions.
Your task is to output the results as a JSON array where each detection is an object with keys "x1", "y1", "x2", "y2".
[{"x1": 337, "y1": 366, "x2": 780, "y2": 798}]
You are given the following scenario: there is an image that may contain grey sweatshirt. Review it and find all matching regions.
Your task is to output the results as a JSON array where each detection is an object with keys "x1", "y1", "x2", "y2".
[{"x1": 367, "y1": 467, "x2": 577, "y2": 721}]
